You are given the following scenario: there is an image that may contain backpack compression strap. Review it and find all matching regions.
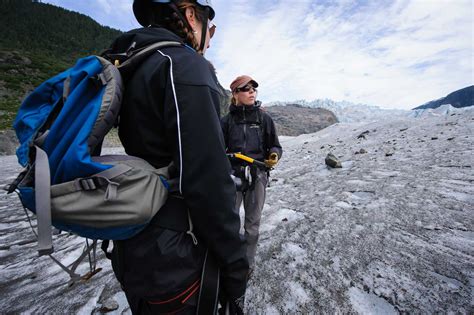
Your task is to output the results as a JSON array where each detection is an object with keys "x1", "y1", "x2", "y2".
[{"x1": 35, "y1": 145, "x2": 54, "y2": 255}]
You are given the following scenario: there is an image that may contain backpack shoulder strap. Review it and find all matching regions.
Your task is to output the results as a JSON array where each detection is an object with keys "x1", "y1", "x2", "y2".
[
  {"x1": 115, "y1": 41, "x2": 182, "y2": 78},
  {"x1": 89, "y1": 41, "x2": 182, "y2": 152}
]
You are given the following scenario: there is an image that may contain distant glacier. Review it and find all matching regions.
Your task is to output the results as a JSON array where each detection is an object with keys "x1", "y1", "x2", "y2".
[
  {"x1": 265, "y1": 99, "x2": 474, "y2": 123},
  {"x1": 265, "y1": 99, "x2": 408, "y2": 123}
]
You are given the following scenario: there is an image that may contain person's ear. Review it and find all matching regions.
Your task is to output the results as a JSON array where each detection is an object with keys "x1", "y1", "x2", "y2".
[{"x1": 185, "y1": 7, "x2": 198, "y2": 31}]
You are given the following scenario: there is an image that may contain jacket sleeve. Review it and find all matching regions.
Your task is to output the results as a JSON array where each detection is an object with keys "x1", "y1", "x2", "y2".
[
  {"x1": 161, "y1": 58, "x2": 248, "y2": 301},
  {"x1": 263, "y1": 112, "x2": 283, "y2": 159}
]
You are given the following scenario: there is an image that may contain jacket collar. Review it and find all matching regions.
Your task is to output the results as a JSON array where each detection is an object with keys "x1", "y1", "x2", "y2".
[{"x1": 229, "y1": 101, "x2": 261, "y2": 113}]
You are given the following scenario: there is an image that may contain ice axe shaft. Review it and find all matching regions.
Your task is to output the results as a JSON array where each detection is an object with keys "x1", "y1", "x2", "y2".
[{"x1": 228, "y1": 153, "x2": 268, "y2": 169}]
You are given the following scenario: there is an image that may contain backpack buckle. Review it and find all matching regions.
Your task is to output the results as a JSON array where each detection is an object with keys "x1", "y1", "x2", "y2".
[{"x1": 78, "y1": 178, "x2": 98, "y2": 190}]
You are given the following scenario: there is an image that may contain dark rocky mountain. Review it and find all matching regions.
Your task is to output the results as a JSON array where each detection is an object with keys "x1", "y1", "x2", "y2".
[
  {"x1": 214, "y1": 80, "x2": 232, "y2": 118},
  {"x1": 264, "y1": 104, "x2": 338, "y2": 136},
  {"x1": 0, "y1": 0, "x2": 122, "y2": 129},
  {"x1": 413, "y1": 85, "x2": 473, "y2": 110}
]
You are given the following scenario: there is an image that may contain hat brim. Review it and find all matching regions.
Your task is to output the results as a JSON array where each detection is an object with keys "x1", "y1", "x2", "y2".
[{"x1": 238, "y1": 79, "x2": 259, "y2": 89}]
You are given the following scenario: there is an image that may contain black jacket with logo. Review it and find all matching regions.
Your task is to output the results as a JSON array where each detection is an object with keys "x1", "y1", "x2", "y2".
[
  {"x1": 107, "y1": 27, "x2": 248, "y2": 307},
  {"x1": 221, "y1": 102, "x2": 283, "y2": 165}
]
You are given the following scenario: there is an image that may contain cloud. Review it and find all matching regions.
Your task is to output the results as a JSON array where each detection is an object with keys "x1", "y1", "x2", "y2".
[
  {"x1": 207, "y1": 0, "x2": 473, "y2": 109},
  {"x1": 42, "y1": 0, "x2": 472, "y2": 109}
]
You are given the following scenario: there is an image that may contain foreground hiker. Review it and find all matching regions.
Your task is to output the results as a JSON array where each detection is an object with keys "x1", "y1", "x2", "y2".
[
  {"x1": 108, "y1": 1, "x2": 248, "y2": 313},
  {"x1": 221, "y1": 76, "x2": 283, "y2": 274}
]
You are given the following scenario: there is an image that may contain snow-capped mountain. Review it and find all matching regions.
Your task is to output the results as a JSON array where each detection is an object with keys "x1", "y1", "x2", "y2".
[
  {"x1": 266, "y1": 99, "x2": 408, "y2": 123},
  {"x1": 0, "y1": 109, "x2": 473, "y2": 313}
]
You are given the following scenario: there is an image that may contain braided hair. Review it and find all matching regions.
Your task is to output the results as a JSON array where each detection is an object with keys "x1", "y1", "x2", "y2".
[{"x1": 149, "y1": 1, "x2": 208, "y2": 51}]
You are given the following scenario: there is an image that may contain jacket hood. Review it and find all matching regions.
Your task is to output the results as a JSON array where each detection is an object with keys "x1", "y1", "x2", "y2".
[
  {"x1": 229, "y1": 100, "x2": 261, "y2": 113},
  {"x1": 109, "y1": 27, "x2": 185, "y2": 54}
]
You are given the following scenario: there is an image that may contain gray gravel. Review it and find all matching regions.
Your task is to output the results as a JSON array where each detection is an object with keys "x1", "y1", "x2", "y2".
[{"x1": 0, "y1": 110, "x2": 473, "y2": 314}]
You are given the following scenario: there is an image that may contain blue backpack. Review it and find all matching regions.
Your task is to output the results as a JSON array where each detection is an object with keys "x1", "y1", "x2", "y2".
[{"x1": 7, "y1": 41, "x2": 184, "y2": 279}]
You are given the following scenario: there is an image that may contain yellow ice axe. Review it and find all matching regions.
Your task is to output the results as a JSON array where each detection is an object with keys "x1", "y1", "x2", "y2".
[{"x1": 227, "y1": 153, "x2": 269, "y2": 169}]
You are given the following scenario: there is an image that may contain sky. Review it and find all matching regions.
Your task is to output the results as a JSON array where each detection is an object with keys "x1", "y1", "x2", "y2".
[{"x1": 41, "y1": 0, "x2": 473, "y2": 109}]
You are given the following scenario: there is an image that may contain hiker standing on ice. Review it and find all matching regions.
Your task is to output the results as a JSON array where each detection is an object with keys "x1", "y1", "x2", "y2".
[
  {"x1": 221, "y1": 76, "x2": 283, "y2": 275},
  {"x1": 107, "y1": 1, "x2": 248, "y2": 314}
]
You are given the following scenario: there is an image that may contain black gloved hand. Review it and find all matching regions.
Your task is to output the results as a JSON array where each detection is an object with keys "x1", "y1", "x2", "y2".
[
  {"x1": 264, "y1": 152, "x2": 279, "y2": 168},
  {"x1": 218, "y1": 295, "x2": 244, "y2": 315},
  {"x1": 219, "y1": 258, "x2": 248, "y2": 315},
  {"x1": 229, "y1": 295, "x2": 245, "y2": 315}
]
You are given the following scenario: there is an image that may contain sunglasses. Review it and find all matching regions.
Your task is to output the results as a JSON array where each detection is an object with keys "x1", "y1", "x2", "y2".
[
  {"x1": 208, "y1": 20, "x2": 216, "y2": 38},
  {"x1": 236, "y1": 85, "x2": 257, "y2": 93}
]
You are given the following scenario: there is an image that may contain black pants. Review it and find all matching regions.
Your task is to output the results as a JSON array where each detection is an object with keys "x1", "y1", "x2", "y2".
[
  {"x1": 112, "y1": 196, "x2": 205, "y2": 314},
  {"x1": 125, "y1": 291, "x2": 197, "y2": 315}
]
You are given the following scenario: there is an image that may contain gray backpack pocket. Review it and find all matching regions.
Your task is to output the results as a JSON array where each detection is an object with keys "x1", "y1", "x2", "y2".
[{"x1": 50, "y1": 155, "x2": 170, "y2": 229}]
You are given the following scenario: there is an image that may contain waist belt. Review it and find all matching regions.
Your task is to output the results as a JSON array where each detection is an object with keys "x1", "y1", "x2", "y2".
[{"x1": 153, "y1": 194, "x2": 189, "y2": 232}]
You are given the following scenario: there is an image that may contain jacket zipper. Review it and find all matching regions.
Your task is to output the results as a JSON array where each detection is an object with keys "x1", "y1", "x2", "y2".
[{"x1": 243, "y1": 107, "x2": 247, "y2": 153}]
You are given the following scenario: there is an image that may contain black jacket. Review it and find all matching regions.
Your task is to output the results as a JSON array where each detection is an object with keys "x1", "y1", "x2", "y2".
[
  {"x1": 221, "y1": 102, "x2": 283, "y2": 163},
  {"x1": 108, "y1": 27, "x2": 247, "y2": 305}
]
